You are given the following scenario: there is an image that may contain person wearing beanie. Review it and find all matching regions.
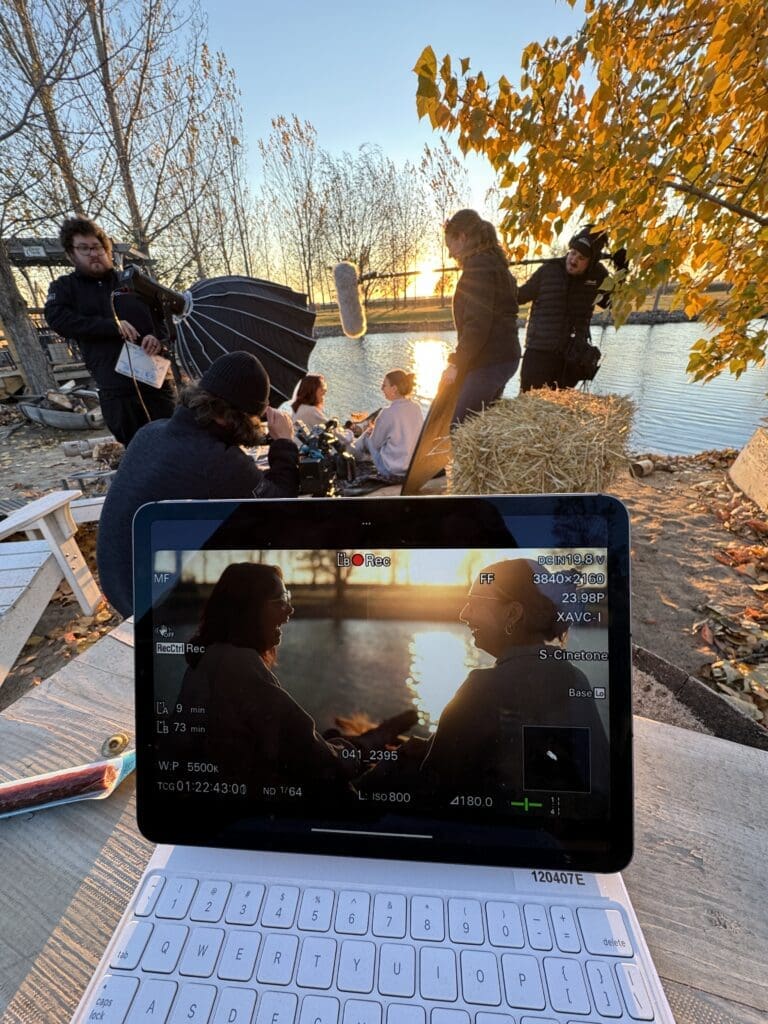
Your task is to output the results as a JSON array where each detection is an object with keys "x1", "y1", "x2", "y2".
[
  {"x1": 96, "y1": 351, "x2": 299, "y2": 617},
  {"x1": 44, "y1": 216, "x2": 176, "y2": 445},
  {"x1": 518, "y1": 226, "x2": 611, "y2": 391}
]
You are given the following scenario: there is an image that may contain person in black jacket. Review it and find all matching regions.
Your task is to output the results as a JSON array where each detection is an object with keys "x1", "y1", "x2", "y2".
[
  {"x1": 440, "y1": 210, "x2": 520, "y2": 423},
  {"x1": 518, "y1": 227, "x2": 611, "y2": 391},
  {"x1": 96, "y1": 351, "x2": 300, "y2": 617},
  {"x1": 44, "y1": 217, "x2": 176, "y2": 444}
]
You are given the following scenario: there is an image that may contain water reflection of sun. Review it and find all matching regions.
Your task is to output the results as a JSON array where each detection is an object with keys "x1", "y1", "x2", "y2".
[
  {"x1": 412, "y1": 340, "x2": 450, "y2": 401},
  {"x1": 407, "y1": 630, "x2": 473, "y2": 732}
]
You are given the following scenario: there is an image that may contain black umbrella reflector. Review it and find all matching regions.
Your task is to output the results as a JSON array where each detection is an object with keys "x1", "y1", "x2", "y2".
[{"x1": 174, "y1": 276, "x2": 316, "y2": 406}]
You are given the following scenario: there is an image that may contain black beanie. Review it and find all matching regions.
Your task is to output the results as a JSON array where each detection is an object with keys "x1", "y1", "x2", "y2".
[
  {"x1": 199, "y1": 352, "x2": 270, "y2": 415},
  {"x1": 569, "y1": 226, "x2": 608, "y2": 261},
  {"x1": 569, "y1": 233, "x2": 594, "y2": 259}
]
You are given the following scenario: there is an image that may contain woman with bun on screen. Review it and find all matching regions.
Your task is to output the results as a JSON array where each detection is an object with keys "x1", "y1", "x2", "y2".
[
  {"x1": 440, "y1": 209, "x2": 521, "y2": 423},
  {"x1": 421, "y1": 558, "x2": 609, "y2": 802}
]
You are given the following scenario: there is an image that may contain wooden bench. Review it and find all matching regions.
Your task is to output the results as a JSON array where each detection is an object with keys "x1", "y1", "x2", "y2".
[{"x1": 0, "y1": 490, "x2": 102, "y2": 688}]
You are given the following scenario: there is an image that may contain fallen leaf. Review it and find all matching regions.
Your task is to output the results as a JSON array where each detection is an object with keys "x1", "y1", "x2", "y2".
[{"x1": 700, "y1": 624, "x2": 715, "y2": 644}]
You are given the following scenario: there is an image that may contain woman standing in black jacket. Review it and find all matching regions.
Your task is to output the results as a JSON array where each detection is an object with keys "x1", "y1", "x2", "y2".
[{"x1": 441, "y1": 209, "x2": 520, "y2": 423}]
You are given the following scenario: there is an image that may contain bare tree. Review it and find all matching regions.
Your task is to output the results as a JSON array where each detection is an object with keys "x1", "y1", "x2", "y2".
[
  {"x1": 419, "y1": 139, "x2": 468, "y2": 304},
  {"x1": 0, "y1": 0, "x2": 102, "y2": 392},
  {"x1": 259, "y1": 116, "x2": 326, "y2": 304}
]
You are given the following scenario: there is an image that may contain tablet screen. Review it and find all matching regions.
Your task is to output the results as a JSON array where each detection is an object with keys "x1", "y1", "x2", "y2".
[{"x1": 134, "y1": 495, "x2": 631, "y2": 871}]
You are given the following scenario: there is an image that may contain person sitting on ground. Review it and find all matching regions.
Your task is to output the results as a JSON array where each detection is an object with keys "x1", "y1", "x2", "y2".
[
  {"x1": 290, "y1": 374, "x2": 330, "y2": 430},
  {"x1": 290, "y1": 373, "x2": 353, "y2": 445},
  {"x1": 97, "y1": 351, "x2": 299, "y2": 618},
  {"x1": 351, "y1": 368, "x2": 424, "y2": 481}
]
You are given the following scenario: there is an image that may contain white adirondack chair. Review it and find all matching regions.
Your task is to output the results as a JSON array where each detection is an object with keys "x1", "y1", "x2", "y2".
[{"x1": 0, "y1": 490, "x2": 102, "y2": 688}]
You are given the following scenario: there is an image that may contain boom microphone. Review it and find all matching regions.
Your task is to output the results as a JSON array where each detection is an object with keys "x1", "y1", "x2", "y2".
[{"x1": 333, "y1": 261, "x2": 366, "y2": 339}]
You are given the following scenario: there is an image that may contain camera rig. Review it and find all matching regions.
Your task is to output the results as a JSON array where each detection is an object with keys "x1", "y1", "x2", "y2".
[{"x1": 295, "y1": 419, "x2": 356, "y2": 496}]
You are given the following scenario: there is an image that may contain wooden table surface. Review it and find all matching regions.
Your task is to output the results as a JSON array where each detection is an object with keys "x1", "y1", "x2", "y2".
[{"x1": 0, "y1": 624, "x2": 766, "y2": 1024}]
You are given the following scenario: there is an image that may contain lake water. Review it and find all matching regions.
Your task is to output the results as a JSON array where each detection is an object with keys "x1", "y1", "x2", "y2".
[{"x1": 302, "y1": 324, "x2": 767, "y2": 454}]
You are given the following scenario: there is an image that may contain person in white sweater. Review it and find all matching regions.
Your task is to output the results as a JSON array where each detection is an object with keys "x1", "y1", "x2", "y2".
[{"x1": 352, "y1": 368, "x2": 424, "y2": 480}]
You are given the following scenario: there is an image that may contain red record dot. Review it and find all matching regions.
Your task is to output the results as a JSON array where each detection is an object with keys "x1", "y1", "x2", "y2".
[{"x1": 351, "y1": 553, "x2": 364, "y2": 566}]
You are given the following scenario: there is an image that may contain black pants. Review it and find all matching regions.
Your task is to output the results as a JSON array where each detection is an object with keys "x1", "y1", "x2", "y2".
[
  {"x1": 520, "y1": 349, "x2": 581, "y2": 391},
  {"x1": 99, "y1": 382, "x2": 176, "y2": 446}
]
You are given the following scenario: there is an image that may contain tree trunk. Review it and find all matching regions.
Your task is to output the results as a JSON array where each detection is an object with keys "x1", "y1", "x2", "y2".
[
  {"x1": 13, "y1": 0, "x2": 84, "y2": 214},
  {"x1": 86, "y1": 0, "x2": 149, "y2": 253},
  {"x1": 0, "y1": 242, "x2": 56, "y2": 393}
]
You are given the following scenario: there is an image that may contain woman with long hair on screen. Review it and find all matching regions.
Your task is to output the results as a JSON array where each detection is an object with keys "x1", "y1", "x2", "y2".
[
  {"x1": 440, "y1": 209, "x2": 521, "y2": 423},
  {"x1": 175, "y1": 562, "x2": 359, "y2": 795},
  {"x1": 420, "y1": 558, "x2": 609, "y2": 801}
]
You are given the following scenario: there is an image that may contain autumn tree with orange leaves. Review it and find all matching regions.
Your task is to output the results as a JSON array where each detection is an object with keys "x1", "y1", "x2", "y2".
[{"x1": 415, "y1": 0, "x2": 767, "y2": 381}]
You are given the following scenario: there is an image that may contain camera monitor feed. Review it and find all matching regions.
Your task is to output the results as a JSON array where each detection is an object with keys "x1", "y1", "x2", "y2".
[{"x1": 135, "y1": 496, "x2": 632, "y2": 872}]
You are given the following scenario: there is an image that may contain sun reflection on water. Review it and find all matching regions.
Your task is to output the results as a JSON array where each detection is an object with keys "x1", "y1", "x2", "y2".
[
  {"x1": 412, "y1": 340, "x2": 450, "y2": 402},
  {"x1": 407, "y1": 629, "x2": 488, "y2": 732}
]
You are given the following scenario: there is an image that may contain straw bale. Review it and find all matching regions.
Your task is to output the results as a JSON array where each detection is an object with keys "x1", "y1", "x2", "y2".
[{"x1": 449, "y1": 389, "x2": 635, "y2": 495}]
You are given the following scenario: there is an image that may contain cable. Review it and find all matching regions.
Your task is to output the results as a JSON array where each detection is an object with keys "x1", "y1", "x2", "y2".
[{"x1": 111, "y1": 290, "x2": 153, "y2": 427}]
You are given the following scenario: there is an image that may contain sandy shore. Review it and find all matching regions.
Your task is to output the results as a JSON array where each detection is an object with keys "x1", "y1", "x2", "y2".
[{"x1": 1, "y1": 414, "x2": 765, "y2": 736}]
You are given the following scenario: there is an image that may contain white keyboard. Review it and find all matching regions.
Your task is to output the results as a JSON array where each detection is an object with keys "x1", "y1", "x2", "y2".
[{"x1": 77, "y1": 872, "x2": 659, "y2": 1023}]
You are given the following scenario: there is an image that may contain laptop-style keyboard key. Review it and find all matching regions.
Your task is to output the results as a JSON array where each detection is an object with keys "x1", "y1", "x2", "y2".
[
  {"x1": 578, "y1": 908, "x2": 633, "y2": 957},
  {"x1": 154, "y1": 877, "x2": 197, "y2": 919},
  {"x1": 169, "y1": 982, "x2": 216, "y2": 1022},
  {"x1": 178, "y1": 926, "x2": 224, "y2": 977},
  {"x1": 255, "y1": 991, "x2": 297, "y2": 1024},
  {"x1": 140, "y1": 923, "x2": 188, "y2": 973},
  {"x1": 224, "y1": 882, "x2": 265, "y2": 926},
  {"x1": 342, "y1": 998, "x2": 381, "y2": 1024},
  {"x1": 378, "y1": 942, "x2": 416, "y2": 997},
  {"x1": 419, "y1": 947, "x2": 457, "y2": 1001},
  {"x1": 586, "y1": 959, "x2": 622, "y2": 1017},
  {"x1": 543, "y1": 956, "x2": 591, "y2": 1014},
  {"x1": 257, "y1": 932, "x2": 299, "y2": 984},
  {"x1": 217, "y1": 929, "x2": 261, "y2": 981},
  {"x1": 615, "y1": 961, "x2": 654, "y2": 1020},
  {"x1": 501, "y1": 953, "x2": 546, "y2": 1010},
  {"x1": 431, "y1": 1010, "x2": 470, "y2": 1023},
  {"x1": 385, "y1": 1006, "x2": 423, "y2": 1024},
  {"x1": 81, "y1": 974, "x2": 138, "y2": 1023},
  {"x1": 134, "y1": 874, "x2": 165, "y2": 917},
  {"x1": 410, "y1": 896, "x2": 444, "y2": 941},
  {"x1": 262, "y1": 885, "x2": 300, "y2": 928},
  {"x1": 189, "y1": 880, "x2": 231, "y2": 922},
  {"x1": 297, "y1": 936, "x2": 337, "y2": 988},
  {"x1": 212, "y1": 986, "x2": 257, "y2": 1023},
  {"x1": 460, "y1": 949, "x2": 502, "y2": 1005},
  {"x1": 550, "y1": 905, "x2": 581, "y2": 953},
  {"x1": 523, "y1": 904, "x2": 553, "y2": 950},
  {"x1": 337, "y1": 939, "x2": 376, "y2": 993},
  {"x1": 110, "y1": 920, "x2": 153, "y2": 970},
  {"x1": 299, "y1": 888, "x2": 335, "y2": 931},
  {"x1": 486, "y1": 902, "x2": 524, "y2": 948},
  {"x1": 448, "y1": 899, "x2": 484, "y2": 944},
  {"x1": 298, "y1": 994, "x2": 340, "y2": 1023},
  {"x1": 372, "y1": 894, "x2": 406, "y2": 938},
  {"x1": 125, "y1": 979, "x2": 176, "y2": 1022},
  {"x1": 336, "y1": 891, "x2": 371, "y2": 934}
]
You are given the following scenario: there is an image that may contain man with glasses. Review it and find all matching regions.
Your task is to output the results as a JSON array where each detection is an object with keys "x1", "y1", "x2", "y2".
[{"x1": 44, "y1": 216, "x2": 176, "y2": 444}]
